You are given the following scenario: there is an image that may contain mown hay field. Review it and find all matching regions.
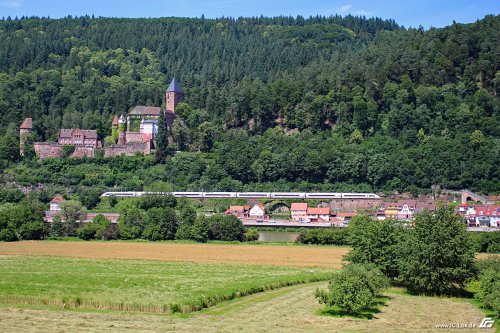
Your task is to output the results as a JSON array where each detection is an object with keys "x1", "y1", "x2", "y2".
[
  {"x1": 0, "y1": 283, "x2": 488, "y2": 333},
  {"x1": 0, "y1": 241, "x2": 349, "y2": 268},
  {"x1": 0, "y1": 255, "x2": 331, "y2": 313}
]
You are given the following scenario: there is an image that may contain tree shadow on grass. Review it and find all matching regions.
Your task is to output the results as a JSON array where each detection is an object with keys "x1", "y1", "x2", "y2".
[{"x1": 317, "y1": 296, "x2": 391, "y2": 320}]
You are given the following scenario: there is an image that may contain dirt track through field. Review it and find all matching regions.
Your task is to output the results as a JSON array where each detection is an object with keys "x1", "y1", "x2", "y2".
[{"x1": 0, "y1": 241, "x2": 348, "y2": 268}]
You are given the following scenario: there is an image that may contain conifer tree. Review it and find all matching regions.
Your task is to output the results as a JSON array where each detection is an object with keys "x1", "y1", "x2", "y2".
[{"x1": 155, "y1": 109, "x2": 168, "y2": 163}]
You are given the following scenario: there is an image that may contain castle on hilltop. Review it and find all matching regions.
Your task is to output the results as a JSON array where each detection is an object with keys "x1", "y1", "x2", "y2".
[
  {"x1": 21, "y1": 77, "x2": 183, "y2": 159},
  {"x1": 105, "y1": 77, "x2": 183, "y2": 157}
]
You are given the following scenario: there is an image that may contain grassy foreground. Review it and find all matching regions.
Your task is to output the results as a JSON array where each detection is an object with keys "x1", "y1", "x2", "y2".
[
  {"x1": 0, "y1": 283, "x2": 488, "y2": 333},
  {"x1": 0, "y1": 255, "x2": 331, "y2": 313}
]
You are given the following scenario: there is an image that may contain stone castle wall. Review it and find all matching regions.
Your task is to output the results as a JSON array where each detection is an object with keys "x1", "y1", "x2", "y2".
[
  {"x1": 125, "y1": 132, "x2": 145, "y2": 143},
  {"x1": 104, "y1": 142, "x2": 151, "y2": 157},
  {"x1": 34, "y1": 143, "x2": 95, "y2": 159},
  {"x1": 72, "y1": 146, "x2": 95, "y2": 158},
  {"x1": 34, "y1": 143, "x2": 64, "y2": 159},
  {"x1": 330, "y1": 199, "x2": 383, "y2": 212}
]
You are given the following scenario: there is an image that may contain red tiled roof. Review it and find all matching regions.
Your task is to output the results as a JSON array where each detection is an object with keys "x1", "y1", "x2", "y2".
[
  {"x1": 291, "y1": 203, "x2": 307, "y2": 211},
  {"x1": 307, "y1": 207, "x2": 330, "y2": 215},
  {"x1": 20, "y1": 118, "x2": 32, "y2": 129},
  {"x1": 228, "y1": 205, "x2": 251, "y2": 212},
  {"x1": 337, "y1": 212, "x2": 358, "y2": 217},
  {"x1": 473, "y1": 205, "x2": 500, "y2": 216},
  {"x1": 50, "y1": 194, "x2": 65, "y2": 203},
  {"x1": 255, "y1": 202, "x2": 265, "y2": 210},
  {"x1": 112, "y1": 115, "x2": 119, "y2": 126}
]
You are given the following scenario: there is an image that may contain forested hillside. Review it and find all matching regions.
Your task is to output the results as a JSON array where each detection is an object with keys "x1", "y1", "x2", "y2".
[{"x1": 0, "y1": 14, "x2": 498, "y2": 195}]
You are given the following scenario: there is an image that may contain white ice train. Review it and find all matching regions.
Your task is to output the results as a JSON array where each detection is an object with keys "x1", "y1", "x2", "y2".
[{"x1": 100, "y1": 191, "x2": 380, "y2": 199}]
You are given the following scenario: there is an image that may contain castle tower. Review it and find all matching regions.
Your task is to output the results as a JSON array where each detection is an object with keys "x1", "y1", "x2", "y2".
[
  {"x1": 118, "y1": 114, "x2": 126, "y2": 145},
  {"x1": 165, "y1": 77, "x2": 183, "y2": 114},
  {"x1": 19, "y1": 118, "x2": 33, "y2": 156},
  {"x1": 111, "y1": 115, "x2": 119, "y2": 143}
]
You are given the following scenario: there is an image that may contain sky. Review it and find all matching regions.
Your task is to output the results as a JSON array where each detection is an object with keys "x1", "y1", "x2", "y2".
[{"x1": 0, "y1": 0, "x2": 498, "y2": 29}]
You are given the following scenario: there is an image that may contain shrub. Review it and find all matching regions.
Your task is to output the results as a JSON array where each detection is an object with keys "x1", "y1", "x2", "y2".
[
  {"x1": 102, "y1": 223, "x2": 120, "y2": 240},
  {"x1": 244, "y1": 228, "x2": 259, "y2": 242},
  {"x1": 399, "y1": 207, "x2": 475, "y2": 295},
  {"x1": 77, "y1": 223, "x2": 98, "y2": 240},
  {"x1": 191, "y1": 216, "x2": 210, "y2": 243},
  {"x1": 18, "y1": 221, "x2": 47, "y2": 240},
  {"x1": 469, "y1": 231, "x2": 500, "y2": 253},
  {"x1": 0, "y1": 228, "x2": 17, "y2": 241},
  {"x1": 0, "y1": 189, "x2": 24, "y2": 203},
  {"x1": 208, "y1": 214, "x2": 245, "y2": 241},
  {"x1": 92, "y1": 215, "x2": 112, "y2": 239},
  {"x1": 297, "y1": 228, "x2": 350, "y2": 245},
  {"x1": 315, "y1": 264, "x2": 389, "y2": 315},
  {"x1": 345, "y1": 215, "x2": 405, "y2": 280},
  {"x1": 475, "y1": 257, "x2": 500, "y2": 316},
  {"x1": 175, "y1": 224, "x2": 193, "y2": 240}
]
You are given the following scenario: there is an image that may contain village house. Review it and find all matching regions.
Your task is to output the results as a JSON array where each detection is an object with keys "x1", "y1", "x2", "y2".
[
  {"x1": 44, "y1": 194, "x2": 65, "y2": 222},
  {"x1": 456, "y1": 204, "x2": 500, "y2": 227},
  {"x1": 335, "y1": 212, "x2": 358, "y2": 223},
  {"x1": 249, "y1": 203, "x2": 266, "y2": 219},
  {"x1": 225, "y1": 205, "x2": 251, "y2": 218},
  {"x1": 291, "y1": 203, "x2": 308, "y2": 222},
  {"x1": 378, "y1": 200, "x2": 436, "y2": 221},
  {"x1": 306, "y1": 207, "x2": 331, "y2": 223},
  {"x1": 291, "y1": 203, "x2": 333, "y2": 223}
]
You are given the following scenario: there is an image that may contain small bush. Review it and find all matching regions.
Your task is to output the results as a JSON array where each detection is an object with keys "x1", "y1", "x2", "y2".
[
  {"x1": 315, "y1": 264, "x2": 389, "y2": 315},
  {"x1": 244, "y1": 228, "x2": 260, "y2": 242}
]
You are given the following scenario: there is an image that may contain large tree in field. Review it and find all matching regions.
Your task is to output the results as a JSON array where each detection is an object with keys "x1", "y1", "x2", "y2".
[
  {"x1": 155, "y1": 109, "x2": 169, "y2": 163},
  {"x1": 345, "y1": 215, "x2": 406, "y2": 280},
  {"x1": 142, "y1": 207, "x2": 178, "y2": 241},
  {"x1": 399, "y1": 207, "x2": 475, "y2": 295}
]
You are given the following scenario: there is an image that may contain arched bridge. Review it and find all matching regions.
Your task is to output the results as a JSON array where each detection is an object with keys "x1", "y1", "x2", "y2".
[{"x1": 461, "y1": 190, "x2": 490, "y2": 204}]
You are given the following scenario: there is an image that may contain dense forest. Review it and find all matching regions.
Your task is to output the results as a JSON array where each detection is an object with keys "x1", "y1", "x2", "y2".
[{"x1": 0, "y1": 14, "x2": 498, "y2": 196}]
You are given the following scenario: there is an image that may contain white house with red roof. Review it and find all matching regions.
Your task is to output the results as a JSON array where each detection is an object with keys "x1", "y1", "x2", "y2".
[
  {"x1": 50, "y1": 194, "x2": 65, "y2": 212},
  {"x1": 249, "y1": 203, "x2": 266, "y2": 219},
  {"x1": 306, "y1": 207, "x2": 331, "y2": 222}
]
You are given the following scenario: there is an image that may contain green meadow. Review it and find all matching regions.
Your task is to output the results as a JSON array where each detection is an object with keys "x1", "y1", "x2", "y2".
[{"x1": 0, "y1": 256, "x2": 331, "y2": 313}]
